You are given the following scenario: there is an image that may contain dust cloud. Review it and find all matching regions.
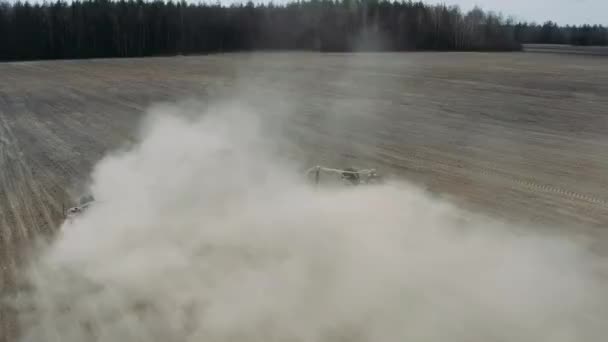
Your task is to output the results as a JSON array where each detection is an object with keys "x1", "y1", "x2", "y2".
[{"x1": 14, "y1": 102, "x2": 608, "y2": 342}]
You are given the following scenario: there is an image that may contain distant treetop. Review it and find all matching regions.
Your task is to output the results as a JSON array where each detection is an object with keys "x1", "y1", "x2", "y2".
[{"x1": 1, "y1": 0, "x2": 601, "y2": 61}]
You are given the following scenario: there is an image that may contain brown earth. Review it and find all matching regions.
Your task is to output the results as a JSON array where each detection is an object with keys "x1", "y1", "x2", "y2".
[{"x1": 1, "y1": 51, "x2": 608, "y2": 341}]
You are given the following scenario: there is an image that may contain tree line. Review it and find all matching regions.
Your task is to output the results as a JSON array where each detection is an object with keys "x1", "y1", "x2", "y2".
[
  {"x1": 514, "y1": 21, "x2": 608, "y2": 46},
  {"x1": 0, "y1": 0, "x2": 523, "y2": 61},
  {"x1": 1, "y1": 0, "x2": 606, "y2": 62}
]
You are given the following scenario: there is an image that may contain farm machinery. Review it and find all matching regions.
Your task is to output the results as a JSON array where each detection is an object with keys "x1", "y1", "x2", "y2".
[
  {"x1": 63, "y1": 195, "x2": 95, "y2": 222},
  {"x1": 62, "y1": 166, "x2": 382, "y2": 221},
  {"x1": 305, "y1": 165, "x2": 383, "y2": 185}
]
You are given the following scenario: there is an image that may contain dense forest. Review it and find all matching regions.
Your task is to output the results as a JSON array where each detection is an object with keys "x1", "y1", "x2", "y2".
[
  {"x1": 0, "y1": 0, "x2": 606, "y2": 61},
  {"x1": 514, "y1": 22, "x2": 608, "y2": 46},
  {"x1": 0, "y1": 0, "x2": 523, "y2": 61}
]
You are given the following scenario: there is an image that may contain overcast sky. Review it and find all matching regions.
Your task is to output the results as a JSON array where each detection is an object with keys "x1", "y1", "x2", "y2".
[
  {"x1": 218, "y1": 0, "x2": 606, "y2": 26},
  {"x1": 433, "y1": 0, "x2": 607, "y2": 25},
  {"x1": 8, "y1": 0, "x2": 607, "y2": 26}
]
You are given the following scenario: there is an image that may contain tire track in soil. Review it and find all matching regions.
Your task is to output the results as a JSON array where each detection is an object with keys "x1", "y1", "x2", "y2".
[
  {"x1": 2, "y1": 99, "x2": 57, "y2": 237},
  {"x1": 372, "y1": 144, "x2": 608, "y2": 213},
  {"x1": 0, "y1": 108, "x2": 33, "y2": 242},
  {"x1": 0, "y1": 109, "x2": 22, "y2": 342},
  {"x1": 470, "y1": 164, "x2": 608, "y2": 208},
  {"x1": 17, "y1": 92, "x2": 93, "y2": 227}
]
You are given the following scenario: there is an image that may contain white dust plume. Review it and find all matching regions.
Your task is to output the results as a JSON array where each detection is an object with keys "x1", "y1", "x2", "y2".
[{"x1": 15, "y1": 102, "x2": 608, "y2": 342}]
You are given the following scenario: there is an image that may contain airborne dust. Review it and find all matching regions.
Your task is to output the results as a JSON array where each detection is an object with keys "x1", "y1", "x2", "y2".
[{"x1": 13, "y1": 101, "x2": 608, "y2": 342}]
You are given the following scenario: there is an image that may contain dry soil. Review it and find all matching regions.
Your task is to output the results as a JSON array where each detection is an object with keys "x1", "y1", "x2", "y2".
[{"x1": 1, "y1": 51, "x2": 608, "y2": 341}]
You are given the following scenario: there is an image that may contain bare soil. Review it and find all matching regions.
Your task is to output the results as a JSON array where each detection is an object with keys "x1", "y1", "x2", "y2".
[
  {"x1": 524, "y1": 44, "x2": 608, "y2": 56},
  {"x1": 1, "y1": 51, "x2": 608, "y2": 341}
]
